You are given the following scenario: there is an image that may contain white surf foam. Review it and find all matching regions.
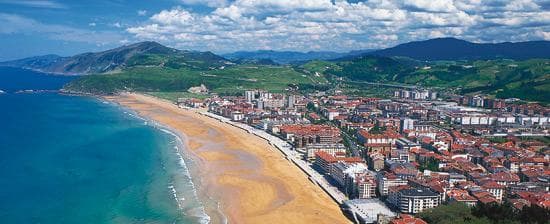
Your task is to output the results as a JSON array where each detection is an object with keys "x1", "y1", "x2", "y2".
[{"x1": 107, "y1": 102, "x2": 215, "y2": 224}]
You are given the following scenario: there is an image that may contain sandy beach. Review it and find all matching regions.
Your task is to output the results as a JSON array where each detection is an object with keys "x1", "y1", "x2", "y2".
[{"x1": 105, "y1": 93, "x2": 350, "y2": 224}]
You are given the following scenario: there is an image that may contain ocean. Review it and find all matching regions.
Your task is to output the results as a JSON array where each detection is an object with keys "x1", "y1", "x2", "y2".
[{"x1": 0, "y1": 67, "x2": 208, "y2": 223}]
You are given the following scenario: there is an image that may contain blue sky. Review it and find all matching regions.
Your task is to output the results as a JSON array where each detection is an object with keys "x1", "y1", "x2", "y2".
[{"x1": 1, "y1": 0, "x2": 549, "y2": 61}]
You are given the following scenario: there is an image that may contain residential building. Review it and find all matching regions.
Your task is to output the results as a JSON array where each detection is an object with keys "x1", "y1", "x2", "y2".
[
  {"x1": 305, "y1": 143, "x2": 347, "y2": 161},
  {"x1": 377, "y1": 171, "x2": 408, "y2": 196},
  {"x1": 314, "y1": 151, "x2": 363, "y2": 175},
  {"x1": 388, "y1": 187, "x2": 441, "y2": 214},
  {"x1": 281, "y1": 124, "x2": 341, "y2": 148}
]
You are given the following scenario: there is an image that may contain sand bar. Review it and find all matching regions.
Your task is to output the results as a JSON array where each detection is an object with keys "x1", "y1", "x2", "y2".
[{"x1": 105, "y1": 93, "x2": 350, "y2": 224}]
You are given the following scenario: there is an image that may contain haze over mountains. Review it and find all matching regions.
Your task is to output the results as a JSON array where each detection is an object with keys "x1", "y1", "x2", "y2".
[
  {"x1": 0, "y1": 41, "x2": 229, "y2": 75},
  {"x1": 222, "y1": 50, "x2": 375, "y2": 64},
  {"x1": 1, "y1": 38, "x2": 549, "y2": 75},
  {"x1": 225, "y1": 38, "x2": 550, "y2": 64},
  {"x1": 368, "y1": 38, "x2": 550, "y2": 61}
]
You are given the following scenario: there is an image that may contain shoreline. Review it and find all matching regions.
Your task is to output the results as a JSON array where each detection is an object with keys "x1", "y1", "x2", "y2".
[
  {"x1": 105, "y1": 92, "x2": 351, "y2": 224},
  {"x1": 105, "y1": 97, "x2": 226, "y2": 224}
]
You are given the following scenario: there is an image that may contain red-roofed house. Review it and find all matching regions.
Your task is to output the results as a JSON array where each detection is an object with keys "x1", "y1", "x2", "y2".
[
  {"x1": 481, "y1": 181, "x2": 505, "y2": 201},
  {"x1": 358, "y1": 129, "x2": 400, "y2": 154},
  {"x1": 448, "y1": 189, "x2": 478, "y2": 206},
  {"x1": 471, "y1": 190, "x2": 498, "y2": 204},
  {"x1": 490, "y1": 172, "x2": 520, "y2": 186},
  {"x1": 390, "y1": 214, "x2": 427, "y2": 224}
]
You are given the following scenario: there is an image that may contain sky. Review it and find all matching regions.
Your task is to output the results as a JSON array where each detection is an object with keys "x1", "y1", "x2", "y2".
[{"x1": 0, "y1": 0, "x2": 549, "y2": 61}]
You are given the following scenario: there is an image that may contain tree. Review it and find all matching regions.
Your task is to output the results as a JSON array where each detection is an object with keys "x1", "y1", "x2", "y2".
[
  {"x1": 518, "y1": 204, "x2": 550, "y2": 224},
  {"x1": 419, "y1": 157, "x2": 440, "y2": 172},
  {"x1": 369, "y1": 124, "x2": 386, "y2": 134},
  {"x1": 472, "y1": 202, "x2": 518, "y2": 223},
  {"x1": 420, "y1": 202, "x2": 491, "y2": 224},
  {"x1": 420, "y1": 200, "x2": 550, "y2": 224}
]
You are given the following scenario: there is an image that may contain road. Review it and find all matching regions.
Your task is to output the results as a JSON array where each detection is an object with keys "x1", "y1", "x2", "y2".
[
  {"x1": 341, "y1": 130, "x2": 363, "y2": 157},
  {"x1": 347, "y1": 80, "x2": 417, "y2": 89}
]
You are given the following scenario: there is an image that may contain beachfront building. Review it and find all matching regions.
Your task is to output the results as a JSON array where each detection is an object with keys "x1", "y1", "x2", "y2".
[
  {"x1": 231, "y1": 111, "x2": 244, "y2": 121},
  {"x1": 314, "y1": 151, "x2": 363, "y2": 175},
  {"x1": 331, "y1": 162, "x2": 370, "y2": 189},
  {"x1": 305, "y1": 143, "x2": 347, "y2": 161},
  {"x1": 280, "y1": 124, "x2": 342, "y2": 148},
  {"x1": 388, "y1": 187, "x2": 441, "y2": 214},
  {"x1": 377, "y1": 171, "x2": 408, "y2": 196}
]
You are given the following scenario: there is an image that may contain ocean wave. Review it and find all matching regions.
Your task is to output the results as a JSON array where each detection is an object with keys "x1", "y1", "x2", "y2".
[
  {"x1": 110, "y1": 103, "x2": 215, "y2": 224},
  {"x1": 141, "y1": 118, "x2": 213, "y2": 224},
  {"x1": 168, "y1": 184, "x2": 185, "y2": 210},
  {"x1": 167, "y1": 131, "x2": 211, "y2": 224}
]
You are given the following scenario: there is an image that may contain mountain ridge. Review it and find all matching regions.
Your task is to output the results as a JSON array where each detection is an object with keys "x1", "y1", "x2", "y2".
[
  {"x1": 0, "y1": 41, "x2": 230, "y2": 75},
  {"x1": 223, "y1": 49, "x2": 375, "y2": 64},
  {"x1": 364, "y1": 38, "x2": 550, "y2": 61}
]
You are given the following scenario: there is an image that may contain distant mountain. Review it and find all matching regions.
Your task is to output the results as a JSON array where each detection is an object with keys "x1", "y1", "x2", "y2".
[
  {"x1": 0, "y1": 41, "x2": 230, "y2": 75},
  {"x1": 223, "y1": 49, "x2": 375, "y2": 64},
  {"x1": 231, "y1": 58, "x2": 280, "y2": 65},
  {"x1": 367, "y1": 38, "x2": 550, "y2": 61},
  {"x1": 1, "y1": 54, "x2": 63, "y2": 68}
]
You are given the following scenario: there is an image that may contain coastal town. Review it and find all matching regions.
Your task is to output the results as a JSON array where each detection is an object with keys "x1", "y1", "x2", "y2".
[{"x1": 176, "y1": 87, "x2": 549, "y2": 224}]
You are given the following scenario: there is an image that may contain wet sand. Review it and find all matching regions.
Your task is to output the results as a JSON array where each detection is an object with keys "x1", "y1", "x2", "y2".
[{"x1": 106, "y1": 93, "x2": 350, "y2": 224}]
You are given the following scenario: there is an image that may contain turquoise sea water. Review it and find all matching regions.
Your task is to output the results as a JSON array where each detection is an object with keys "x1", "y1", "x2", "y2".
[{"x1": 0, "y1": 67, "x2": 208, "y2": 224}]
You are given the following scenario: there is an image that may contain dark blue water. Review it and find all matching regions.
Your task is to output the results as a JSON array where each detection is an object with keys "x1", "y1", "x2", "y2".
[
  {"x1": 0, "y1": 67, "x2": 207, "y2": 224},
  {"x1": 0, "y1": 67, "x2": 76, "y2": 93}
]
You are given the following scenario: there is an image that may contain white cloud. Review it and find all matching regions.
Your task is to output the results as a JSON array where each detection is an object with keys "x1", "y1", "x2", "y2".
[
  {"x1": 181, "y1": 0, "x2": 229, "y2": 8},
  {"x1": 88, "y1": 22, "x2": 96, "y2": 27},
  {"x1": 126, "y1": 0, "x2": 550, "y2": 52},
  {"x1": 402, "y1": 0, "x2": 458, "y2": 12},
  {"x1": 534, "y1": 30, "x2": 550, "y2": 40},
  {"x1": 150, "y1": 7, "x2": 194, "y2": 26},
  {"x1": 137, "y1": 10, "x2": 147, "y2": 16},
  {"x1": 504, "y1": 0, "x2": 540, "y2": 12}
]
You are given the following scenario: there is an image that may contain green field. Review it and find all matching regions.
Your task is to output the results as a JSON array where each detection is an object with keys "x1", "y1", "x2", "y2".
[
  {"x1": 64, "y1": 64, "x2": 326, "y2": 95},
  {"x1": 145, "y1": 92, "x2": 210, "y2": 101}
]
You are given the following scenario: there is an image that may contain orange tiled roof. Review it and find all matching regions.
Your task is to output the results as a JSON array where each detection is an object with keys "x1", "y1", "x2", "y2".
[
  {"x1": 390, "y1": 215, "x2": 428, "y2": 224},
  {"x1": 315, "y1": 151, "x2": 363, "y2": 163},
  {"x1": 358, "y1": 129, "x2": 400, "y2": 139}
]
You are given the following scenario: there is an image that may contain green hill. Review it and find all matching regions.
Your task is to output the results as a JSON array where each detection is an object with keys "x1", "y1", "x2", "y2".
[
  {"x1": 64, "y1": 64, "x2": 326, "y2": 95},
  {"x1": 0, "y1": 41, "x2": 230, "y2": 74},
  {"x1": 322, "y1": 57, "x2": 549, "y2": 103}
]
